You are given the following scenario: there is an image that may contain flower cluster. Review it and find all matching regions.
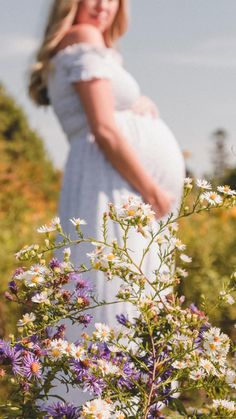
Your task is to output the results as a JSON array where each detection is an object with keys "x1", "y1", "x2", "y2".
[{"x1": 1, "y1": 180, "x2": 236, "y2": 418}]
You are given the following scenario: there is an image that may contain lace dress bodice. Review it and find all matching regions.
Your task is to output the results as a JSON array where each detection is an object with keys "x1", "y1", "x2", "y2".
[{"x1": 47, "y1": 43, "x2": 141, "y2": 140}]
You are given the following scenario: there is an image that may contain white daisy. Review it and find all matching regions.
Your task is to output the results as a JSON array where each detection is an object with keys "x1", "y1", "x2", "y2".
[
  {"x1": 70, "y1": 217, "x2": 87, "y2": 226},
  {"x1": 219, "y1": 290, "x2": 235, "y2": 305},
  {"x1": 48, "y1": 339, "x2": 68, "y2": 361},
  {"x1": 196, "y1": 179, "x2": 212, "y2": 190},
  {"x1": 17, "y1": 312, "x2": 36, "y2": 327},
  {"x1": 171, "y1": 238, "x2": 186, "y2": 251},
  {"x1": 217, "y1": 185, "x2": 236, "y2": 196},
  {"x1": 176, "y1": 267, "x2": 188, "y2": 278},
  {"x1": 225, "y1": 369, "x2": 236, "y2": 389},
  {"x1": 180, "y1": 254, "x2": 192, "y2": 263},
  {"x1": 189, "y1": 368, "x2": 206, "y2": 380},
  {"x1": 37, "y1": 224, "x2": 57, "y2": 234},
  {"x1": 70, "y1": 344, "x2": 86, "y2": 360},
  {"x1": 37, "y1": 217, "x2": 61, "y2": 234},
  {"x1": 184, "y1": 177, "x2": 193, "y2": 186},
  {"x1": 94, "y1": 323, "x2": 112, "y2": 342},
  {"x1": 213, "y1": 399, "x2": 236, "y2": 411},
  {"x1": 97, "y1": 359, "x2": 120, "y2": 376},
  {"x1": 15, "y1": 244, "x2": 39, "y2": 260},
  {"x1": 31, "y1": 291, "x2": 51, "y2": 304},
  {"x1": 24, "y1": 272, "x2": 45, "y2": 287},
  {"x1": 201, "y1": 191, "x2": 223, "y2": 206},
  {"x1": 80, "y1": 398, "x2": 113, "y2": 419}
]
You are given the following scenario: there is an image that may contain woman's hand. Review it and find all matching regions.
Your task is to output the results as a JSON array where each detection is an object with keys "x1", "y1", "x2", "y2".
[
  {"x1": 145, "y1": 185, "x2": 175, "y2": 219},
  {"x1": 131, "y1": 95, "x2": 159, "y2": 118}
]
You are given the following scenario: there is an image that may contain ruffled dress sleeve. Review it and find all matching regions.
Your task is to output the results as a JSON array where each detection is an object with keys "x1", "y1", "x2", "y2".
[{"x1": 62, "y1": 43, "x2": 113, "y2": 83}]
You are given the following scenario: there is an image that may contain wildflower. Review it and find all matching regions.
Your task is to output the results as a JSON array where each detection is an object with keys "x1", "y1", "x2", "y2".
[
  {"x1": 184, "y1": 177, "x2": 193, "y2": 189},
  {"x1": 63, "y1": 247, "x2": 71, "y2": 260},
  {"x1": 44, "y1": 402, "x2": 81, "y2": 418},
  {"x1": 0, "y1": 342, "x2": 22, "y2": 375},
  {"x1": 48, "y1": 339, "x2": 68, "y2": 361},
  {"x1": 113, "y1": 196, "x2": 155, "y2": 226},
  {"x1": 219, "y1": 290, "x2": 235, "y2": 305},
  {"x1": 15, "y1": 244, "x2": 39, "y2": 260},
  {"x1": 97, "y1": 359, "x2": 120, "y2": 376},
  {"x1": 116, "y1": 313, "x2": 130, "y2": 327},
  {"x1": 217, "y1": 185, "x2": 236, "y2": 196},
  {"x1": 31, "y1": 291, "x2": 51, "y2": 304},
  {"x1": 196, "y1": 179, "x2": 212, "y2": 190},
  {"x1": 23, "y1": 352, "x2": 42, "y2": 380},
  {"x1": 78, "y1": 314, "x2": 93, "y2": 328},
  {"x1": 199, "y1": 359, "x2": 217, "y2": 375},
  {"x1": 8, "y1": 280, "x2": 18, "y2": 294},
  {"x1": 171, "y1": 238, "x2": 186, "y2": 251},
  {"x1": 189, "y1": 368, "x2": 206, "y2": 380},
  {"x1": 225, "y1": 369, "x2": 236, "y2": 389},
  {"x1": 70, "y1": 345, "x2": 86, "y2": 361},
  {"x1": 37, "y1": 217, "x2": 61, "y2": 233},
  {"x1": 213, "y1": 399, "x2": 236, "y2": 411},
  {"x1": 94, "y1": 323, "x2": 112, "y2": 342},
  {"x1": 80, "y1": 398, "x2": 113, "y2": 419},
  {"x1": 176, "y1": 267, "x2": 188, "y2": 278},
  {"x1": 202, "y1": 327, "x2": 230, "y2": 359},
  {"x1": 201, "y1": 191, "x2": 223, "y2": 206},
  {"x1": 172, "y1": 360, "x2": 188, "y2": 369},
  {"x1": 70, "y1": 217, "x2": 87, "y2": 226},
  {"x1": 180, "y1": 254, "x2": 192, "y2": 263},
  {"x1": 17, "y1": 313, "x2": 36, "y2": 327}
]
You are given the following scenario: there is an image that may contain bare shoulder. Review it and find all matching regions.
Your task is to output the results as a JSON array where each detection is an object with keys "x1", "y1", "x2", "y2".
[{"x1": 56, "y1": 24, "x2": 105, "y2": 53}]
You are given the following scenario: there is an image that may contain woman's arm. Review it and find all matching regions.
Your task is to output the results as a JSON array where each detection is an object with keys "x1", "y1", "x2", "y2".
[
  {"x1": 61, "y1": 25, "x2": 173, "y2": 218},
  {"x1": 75, "y1": 78, "x2": 173, "y2": 217}
]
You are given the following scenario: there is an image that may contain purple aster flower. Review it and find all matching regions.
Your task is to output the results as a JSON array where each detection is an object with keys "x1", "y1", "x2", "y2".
[
  {"x1": 23, "y1": 352, "x2": 42, "y2": 380},
  {"x1": 116, "y1": 313, "x2": 130, "y2": 327},
  {"x1": 12, "y1": 267, "x2": 24, "y2": 278},
  {"x1": 0, "y1": 341, "x2": 22, "y2": 375},
  {"x1": 43, "y1": 402, "x2": 81, "y2": 419},
  {"x1": 8, "y1": 280, "x2": 18, "y2": 294},
  {"x1": 117, "y1": 361, "x2": 140, "y2": 389},
  {"x1": 74, "y1": 289, "x2": 90, "y2": 307},
  {"x1": 83, "y1": 376, "x2": 105, "y2": 396},
  {"x1": 49, "y1": 257, "x2": 61, "y2": 270},
  {"x1": 78, "y1": 314, "x2": 93, "y2": 328},
  {"x1": 69, "y1": 273, "x2": 93, "y2": 292},
  {"x1": 72, "y1": 359, "x2": 90, "y2": 381},
  {"x1": 147, "y1": 403, "x2": 165, "y2": 418},
  {"x1": 52, "y1": 324, "x2": 66, "y2": 340}
]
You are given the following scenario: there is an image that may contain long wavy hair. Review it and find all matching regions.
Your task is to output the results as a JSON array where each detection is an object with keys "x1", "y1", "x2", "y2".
[{"x1": 28, "y1": 0, "x2": 129, "y2": 106}]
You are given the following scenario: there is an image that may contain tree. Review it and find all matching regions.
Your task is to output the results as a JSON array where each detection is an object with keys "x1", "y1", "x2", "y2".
[{"x1": 0, "y1": 83, "x2": 61, "y2": 337}]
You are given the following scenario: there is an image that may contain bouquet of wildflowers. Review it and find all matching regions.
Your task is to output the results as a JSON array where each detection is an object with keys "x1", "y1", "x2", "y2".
[{"x1": 0, "y1": 179, "x2": 236, "y2": 418}]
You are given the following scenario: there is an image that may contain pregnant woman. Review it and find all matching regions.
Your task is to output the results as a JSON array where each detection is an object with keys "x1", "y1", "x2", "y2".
[{"x1": 28, "y1": 0, "x2": 185, "y2": 402}]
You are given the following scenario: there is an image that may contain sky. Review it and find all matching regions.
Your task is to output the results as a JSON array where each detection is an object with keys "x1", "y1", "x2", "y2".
[{"x1": 1, "y1": 0, "x2": 236, "y2": 176}]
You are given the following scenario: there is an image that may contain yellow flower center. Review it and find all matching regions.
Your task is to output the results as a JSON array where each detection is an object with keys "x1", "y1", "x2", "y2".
[
  {"x1": 51, "y1": 348, "x2": 61, "y2": 358},
  {"x1": 107, "y1": 254, "x2": 115, "y2": 261},
  {"x1": 31, "y1": 362, "x2": 40, "y2": 374},
  {"x1": 128, "y1": 209, "x2": 135, "y2": 216},
  {"x1": 32, "y1": 275, "x2": 40, "y2": 284}
]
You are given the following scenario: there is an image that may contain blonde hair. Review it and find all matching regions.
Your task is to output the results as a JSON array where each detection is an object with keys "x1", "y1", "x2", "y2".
[{"x1": 28, "y1": 0, "x2": 129, "y2": 106}]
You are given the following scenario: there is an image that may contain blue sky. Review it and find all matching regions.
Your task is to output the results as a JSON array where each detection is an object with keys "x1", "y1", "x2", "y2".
[{"x1": 1, "y1": 0, "x2": 236, "y2": 175}]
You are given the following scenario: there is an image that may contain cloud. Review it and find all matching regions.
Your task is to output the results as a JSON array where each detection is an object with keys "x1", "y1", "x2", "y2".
[
  {"x1": 157, "y1": 37, "x2": 236, "y2": 69},
  {"x1": 0, "y1": 34, "x2": 38, "y2": 58}
]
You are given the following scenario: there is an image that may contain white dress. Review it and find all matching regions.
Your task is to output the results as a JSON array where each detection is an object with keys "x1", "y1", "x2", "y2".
[{"x1": 47, "y1": 43, "x2": 185, "y2": 403}]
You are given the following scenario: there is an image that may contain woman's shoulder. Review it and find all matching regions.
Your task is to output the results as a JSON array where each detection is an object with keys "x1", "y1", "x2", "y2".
[{"x1": 53, "y1": 24, "x2": 106, "y2": 56}]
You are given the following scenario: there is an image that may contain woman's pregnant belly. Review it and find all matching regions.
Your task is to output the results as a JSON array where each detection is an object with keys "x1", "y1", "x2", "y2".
[{"x1": 114, "y1": 110, "x2": 186, "y2": 200}]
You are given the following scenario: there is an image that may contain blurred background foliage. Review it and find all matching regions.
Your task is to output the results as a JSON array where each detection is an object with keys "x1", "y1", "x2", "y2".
[
  {"x1": 0, "y1": 84, "x2": 61, "y2": 337},
  {"x1": 0, "y1": 83, "x2": 235, "y2": 341}
]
